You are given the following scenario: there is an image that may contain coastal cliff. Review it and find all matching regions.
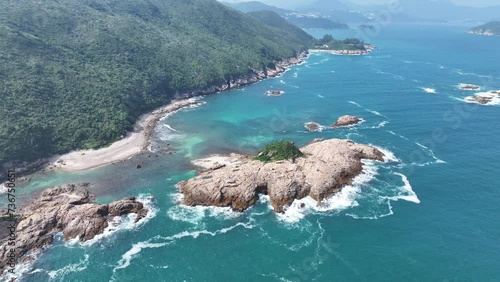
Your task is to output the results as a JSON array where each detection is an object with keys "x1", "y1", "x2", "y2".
[
  {"x1": 178, "y1": 139, "x2": 384, "y2": 213},
  {"x1": 0, "y1": 184, "x2": 148, "y2": 275}
]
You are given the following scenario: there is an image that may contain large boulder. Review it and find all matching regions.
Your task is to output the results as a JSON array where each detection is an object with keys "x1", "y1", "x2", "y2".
[{"x1": 0, "y1": 184, "x2": 148, "y2": 274}]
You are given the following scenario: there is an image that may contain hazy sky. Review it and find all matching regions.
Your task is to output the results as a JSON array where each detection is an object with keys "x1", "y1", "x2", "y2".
[{"x1": 224, "y1": 0, "x2": 500, "y2": 8}]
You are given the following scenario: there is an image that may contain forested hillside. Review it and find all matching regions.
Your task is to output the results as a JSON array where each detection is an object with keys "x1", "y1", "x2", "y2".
[{"x1": 0, "y1": 0, "x2": 313, "y2": 168}]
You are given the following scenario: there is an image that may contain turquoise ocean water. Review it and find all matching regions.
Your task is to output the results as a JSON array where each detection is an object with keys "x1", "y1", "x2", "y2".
[{"x1": 8, "y1": 24, "x2": 500, "y2": 281}]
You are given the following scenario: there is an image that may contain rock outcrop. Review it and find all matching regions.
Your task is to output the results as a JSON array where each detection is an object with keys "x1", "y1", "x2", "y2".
[
  {"x1": 0, "y1": 184, "x2": 148, "y2": 274},
  {"x1": 265, "y1": 90, "x2": 285, "y2": 96},
  {"x1": 305, "y1": 122, "x2": 322, "y2": 131},
  {"x1": 458, "y1": 83, "x2": 481, "y2": 91},
  {"x1": 465, "y1": 90, "x2": 500, "y2": 105},
  {"x1": 331, "y1": 115, "x2": 362, "y2": 127},
  {"x1": 179, "y1": 139, "x2": 384, "y2": 213}
]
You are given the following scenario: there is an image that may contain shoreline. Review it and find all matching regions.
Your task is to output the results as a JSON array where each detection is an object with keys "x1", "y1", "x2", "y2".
[
  {"x1": 310, "y1": 45, "x2": 375, "y2": 56},
  {"x1": 44, "y1": 51, "x2": 308, "y2": 173}
]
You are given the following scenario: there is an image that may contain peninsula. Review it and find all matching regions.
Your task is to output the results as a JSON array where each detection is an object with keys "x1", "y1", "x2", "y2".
[
  {"x1": 178, "y1": 139, "x2": 385, "y2": 213},
  {"x1": 468, "y1": 21, "x2": 500, "y2": 36}
]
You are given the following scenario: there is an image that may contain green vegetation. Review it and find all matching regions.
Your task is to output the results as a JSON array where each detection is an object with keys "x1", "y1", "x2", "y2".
[
  {"x1": 254, "y1": 141, "x2": 304, "y2": 163},
  {"x1": 0, "y1": 0, "x2": 313, "y2": 168},
  {"x1": 314, "y1": 35, "x2": 367, "y2": 51},
  {"x1": 469, "y1": 21, "x2": 500, "y2": 36}
]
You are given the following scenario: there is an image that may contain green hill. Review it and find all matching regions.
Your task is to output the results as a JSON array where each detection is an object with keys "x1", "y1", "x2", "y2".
[
  {"x1": 246, "y1": 11, "x2": 314, "y2": 42},
  {"x1": 469, "y1": 21, "x2": 500, "y2": 36},
  {"x1": 0, "y1": 0, "x2": 313, "y2": 169},
  {"x1": 286, "y1": 17, "x2": 349, "y2": 29}
]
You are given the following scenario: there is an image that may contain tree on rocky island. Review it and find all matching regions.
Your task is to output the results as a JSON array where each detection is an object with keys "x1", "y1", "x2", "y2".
[{"x1": 254, "y1": 141, "x2": 305, "y2": 163}]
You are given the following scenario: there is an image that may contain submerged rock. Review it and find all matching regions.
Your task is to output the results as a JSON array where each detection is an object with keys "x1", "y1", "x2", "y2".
[
  {"x1": 331, "y1": 115, "x2": 362, "y2": 128},
  {"x1": 304, "y1": 122, "x2": 322, "y2": 131},
  {"x1": 458, "y1": 83, "x2": 481, "y2": 91},
  {"x1": 265, "y1": 90, "x2": 285, "y2": 96},
  {"x1": 0, "y1": 184, "x2": 148, "y2": 274},
  {"x1": 178, "y1": 138, "x2": 384, "y2": 213},
  {"x1": 465, "y1": 90, "x2": 500, "y2": 105}
]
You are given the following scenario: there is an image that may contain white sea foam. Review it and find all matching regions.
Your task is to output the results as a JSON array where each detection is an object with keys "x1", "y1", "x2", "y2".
[
  {"x1": 276, "y1": 160, "x2": 380, "y2": 223},
  {"x1": 422, "y1": 87, "x2": 437, "y2": 94},
  {"x1": 167, "y1": 193, "x2": 241, "y2": 224},
  {"x1": 280, "y1": 79, "x2": 286, "y2": 84},
  {"x1": 113, "y1": 221, "x2": 255, "y2": 273},
  {"x1": 371, "y1": 145, "x2": 400, "y2": 163},
  {"x1": 159, "y1": 98, "x2": 206, "y2": 122},
  {"x1": 317, "y1": 94, "x2": 325, "y2": 98},
  {"x1": 348, "y1": 101, "x2": 388, "y2": 118},
  {"x1": 47, "y1": 254, "x2": 90, "y2": 280},
  {"x1": 1, "y1": 251, "x2": 42, "y2": 281},
  {"x1": 389, "y1": 173, "x2": 421, "y2": 204},
  {"x1": 156, "y1": 123, "x2": 185, "y2": 142},
  {"x1": 369, "y1": 120, "x2": 389, "y2": 129},
  {"x1": 67, "y1": 194, "x2": 158, "y2": 247},
  {"x1": 293, "y1": 72, "x2": 298, "y2": 78}
]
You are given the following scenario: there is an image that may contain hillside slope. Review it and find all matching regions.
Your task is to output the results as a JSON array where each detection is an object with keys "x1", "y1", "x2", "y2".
[
  {"x1": 469, "y1": 21, "x2": 500, "y2": 36},
  {"x1": 0, "y1": 0, "x2": 313, "y2": 168}
]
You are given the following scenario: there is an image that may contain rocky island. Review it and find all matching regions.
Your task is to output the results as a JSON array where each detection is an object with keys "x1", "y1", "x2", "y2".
[
  {"x1": 468, "y1": 21, "x2": 500, "y2": 36},
  {"x1": 331, "y1": 115, "x2": 363, "y2": 127},
  {"x1": 310, "y1": 35, "x2": 375, "y2": 56},
  {"x1": 265, "y1": 90, "x2": 286, "y2": 96},
  {"x1": 465, "y1": 90, "x2": 500, "y2": 105},
  {"x1": 304, "y1": 122, "x2": 322, "y2": 131},
  {"x1": 458, "y1": 83, "x2": 481, "y2": 91},
  {"x1": 178, "y1": 139, "x2": 385, "y2": 213},
  {"x1": 0, "y1": 184, "x2": 149, "y2": 274}
]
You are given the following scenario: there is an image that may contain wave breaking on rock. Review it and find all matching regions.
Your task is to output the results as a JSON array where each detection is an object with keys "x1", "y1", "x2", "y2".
[{"x1": 178, "y1": 138, "x2": 385, "y2": 213}]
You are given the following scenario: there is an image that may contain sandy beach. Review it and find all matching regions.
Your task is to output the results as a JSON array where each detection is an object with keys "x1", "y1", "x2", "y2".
[
  {"x1": 50, "y1": 98, "x2": 203, "y2": 172},
  {"x1": 46, "y1": 53, "x2": 307, "y2": 173}
]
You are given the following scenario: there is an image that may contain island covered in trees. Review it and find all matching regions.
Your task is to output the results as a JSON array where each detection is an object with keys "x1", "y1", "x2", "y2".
[{"x1": 310, "y1": 34, "x2": 375, "y2": 55}]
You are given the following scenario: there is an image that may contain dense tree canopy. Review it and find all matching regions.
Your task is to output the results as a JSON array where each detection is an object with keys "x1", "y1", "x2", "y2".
[{"x1": 0, "y1": 0, "x2": 313, "y2": 168}]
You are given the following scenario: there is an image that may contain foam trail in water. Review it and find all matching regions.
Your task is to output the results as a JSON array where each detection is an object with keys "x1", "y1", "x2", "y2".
[
  {"x1": 348, "y1": 101, "x2": 388, "y2": 118},
  {"x1": 112, "y1": 221, "x2": 255, "y2": 273},
  {"x1": 47, "y1": 254, "x2": 90, "y2": 280},
  {"x1": 317, "y1": 94, "x2": 325, "y2": 98},
  {"x1": 391, "y1": 173, "x2": 420, "y2": 204},
  {"x1": 168, "y1": 193, "x2": 241, "y2": 224},
  {"x1": 421, "y1": 87, "x2": 437, "y2": 94}
]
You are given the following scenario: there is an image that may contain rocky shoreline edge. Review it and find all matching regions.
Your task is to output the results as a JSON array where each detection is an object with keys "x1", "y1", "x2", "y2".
[
  {"x1": 2, "y1": 51, "x2": 308, "y2": 181},
  {"x1": 178, "y1": 138, "x2": 385, "y2": 213},
  {"x1": 309, "y1": 45, "x2": 375, "y2": 56},
  {"x1": 0, "y1": 184, "x2": 150, "y2": 276}
]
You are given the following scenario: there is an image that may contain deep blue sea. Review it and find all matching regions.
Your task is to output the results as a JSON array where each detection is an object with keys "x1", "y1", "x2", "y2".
[{"x1": 8, "y1": 24, "x2": 500, "y2": 282}]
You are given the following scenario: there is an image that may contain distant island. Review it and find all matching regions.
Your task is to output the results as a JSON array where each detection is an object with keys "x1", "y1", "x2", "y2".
[
  {"x1": 358, "y1": 24, "x2": 376, "y2": 32},
  {"x1": 468, "y1": 21, "x2": 500, "y2": 36},
  {"x1": 310, "y1": 34, "x2": 375, "y2": 55}
]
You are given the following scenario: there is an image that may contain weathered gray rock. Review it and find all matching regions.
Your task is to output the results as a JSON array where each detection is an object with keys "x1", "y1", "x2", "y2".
[
  {"x1": 179, "y1": 139, "x2": 384, "y2": 213},
  {"x1": 331, "y1": 115, "x2": 362, "y2": 128},
  {"x1": 0, "y1": 184, "x2": 148, "y2": 274},
  {"x1": 304, "y1": 122, "x2": 321, "y2": 131}
]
